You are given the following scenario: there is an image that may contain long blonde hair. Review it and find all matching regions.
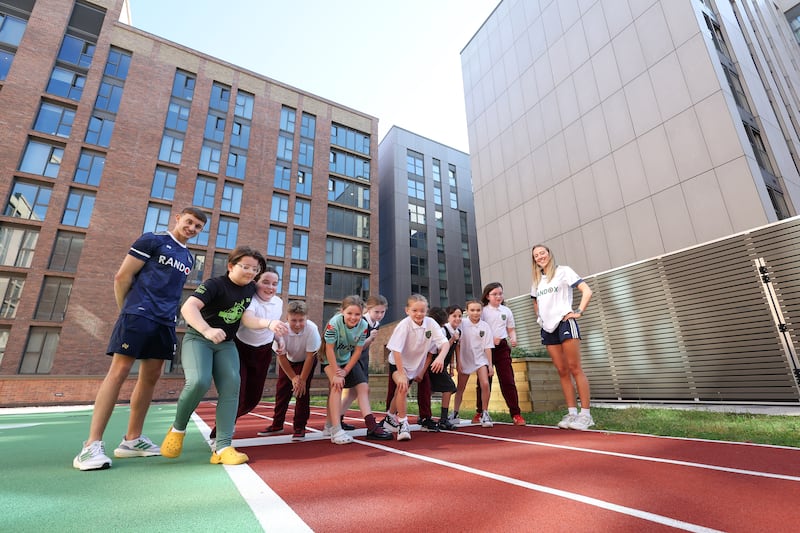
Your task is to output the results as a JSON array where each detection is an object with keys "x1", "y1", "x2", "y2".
[{"x1": 531, "y1": 244, "x2": 557, "y2": 288}]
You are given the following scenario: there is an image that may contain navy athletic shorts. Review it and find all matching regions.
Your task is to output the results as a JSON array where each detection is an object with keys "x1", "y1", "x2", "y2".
[
  {"x1": 106, "y1": 313, "x2": 177, "y2": 360},
  {"x1": 540, "y1": 318, "x2": 581, "y2": 345}
]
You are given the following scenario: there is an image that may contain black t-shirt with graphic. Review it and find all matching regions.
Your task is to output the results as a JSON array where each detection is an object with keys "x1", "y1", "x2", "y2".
[{"x1": 188, "y1": 274, "x2": 255, "y2": 340}]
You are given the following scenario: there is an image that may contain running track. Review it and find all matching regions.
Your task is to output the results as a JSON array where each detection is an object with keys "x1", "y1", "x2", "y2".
[{"x1": 191, "y1": 401, "x2": 800, "y2": 532}]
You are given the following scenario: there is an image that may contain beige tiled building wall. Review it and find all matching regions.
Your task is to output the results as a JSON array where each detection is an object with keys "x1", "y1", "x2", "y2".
[{"x1": 462, "y1": 0, "x2": 800, "y2": 296}]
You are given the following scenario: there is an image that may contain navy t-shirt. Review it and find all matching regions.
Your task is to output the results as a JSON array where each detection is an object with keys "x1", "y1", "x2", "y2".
[
  {"x1": 188, "y1": 274, "x2": 255, "y2": 340},
  {"x1": 122, "y1": 231, "x2": 194, "y2": 325}
]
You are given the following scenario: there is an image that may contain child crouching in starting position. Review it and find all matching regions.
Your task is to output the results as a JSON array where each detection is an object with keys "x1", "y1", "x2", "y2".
[
  {"x1": 383, "y1": 294, "x2": 449, "y2": 441},
  {"x1": 322, "y1": 295, "x2": 391, "y2": 444},
  {"x1": 452, "y1": 299, "x2": 494, "y2": 427}
]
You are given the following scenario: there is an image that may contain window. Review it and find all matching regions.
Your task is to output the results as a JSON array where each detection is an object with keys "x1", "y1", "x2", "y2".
[
  {"x1": 33, "y1": 102, "x2": 75, "y2": 138},
  {"x1": 267, "y1": 226, "x2": 286, "y2": 257},
  {"x1": 199, "y1": 143, "x2": 221, "y2": 173},
  {"x1": 188, "y1": 222, "x2": 210, "y2": 246},
  {"x1": 407, "y1": 178, "x2": 425, "y2": 200},
  {"x1": 159, "y1": 134, "x2": 183, "y2": 164},
  {"x1": 327, "y1": 206, "x2": 369, "y2": 238},
  {"x1": 280, "y1": 106, "x2": 296, "y2": 133},
  {"x1": 5, "y1": 180, "x2": 52, "y2": 220},
  {"x1": 410, "y1": 255, "x2": 427, "y2": 277},
  {"x1": 0, "y1": 327, "x2": 8, "y2": 366},
  {"x1": 150, "y1": 166, "x2": 177, "y2": 200},
  {"x1": 301, "y1": 113, "x2": 316, "y2": 138},
  {"x1": 210, "y1": 82, "x2": 230, "y2": 111},
  {"x1": 61, "y1": 189, "x2": 95, "y2": 228},
  {"x1": 298, "y1": 141, "x2": 314, "y2": 167},
  {"x1": 143, "y1": 204, "x2": 171, "y2": 233},
  {"x1": 234, "y1": 91, "x2": 254, "y2": 119},
  {"x1": 408, "y1": 203, "x2": 426, "y2": 225},
  {"x1": 166, "y1": 101, "x2": 190, "y2": 132},
  {"x1": 35, "y1": 277, "x2": 72, "y2": 321},
  {"x1": 221, "y1": 182, "x2": 242, "y2": 214},
  {"x1": 296, "y1": 169, "x2": 312, "y2": 196},
  {"x1": 407, "y1": 150, "x2": 424, "y2": 176},
  {"x1": 324, "y1": 269, "x2": 369, "y2": 300},
  {"x1": 0, "y1": 50, "x2": 13, "y2": 81},
  {"x1": 277, "y1": 135, "x2": 293, "y2": 160},
  {"x1": 57, "y1": 34, "x2": 94, "y2": 68},
  {"x1": 329, "y1": 150, "x2": 370, "y2": 181},
  {"x1": 294, "y1": 198, "x2": 310, "y2": 227},
  {"x1": 19, "y1": 327, "x2": 60, "y2": 374},
  {"x1": 94, "y1": 80, "x2": 123, "y2": 113},
  {"x1": 84, "y1": 114, "x2": 115, "y2": 147},
  {"x1": 172, "y1": 70, "x2": 196, "y2": 100},
  {"x1": 0, "y1": 225, "x2": 38, "y2": 267},
  {"x1": 49, "y1": 231, "x2": 84, "y2": 272},
  {"x1": 73, "y1": 150, "x2": 104, "y2": 186},
  {"x1": 0, "y1": 274, "x2": 24, "y2": 318},
  {"x1": 435, "y1": 209, "x2": 443, "y2": 230},
  {"x1": 215, "y1": 217, "x2": 238, "y2": 249},
  {"x1": 211, "y1": 252, "x2": 229, "y2": 277},
  {"x1": 193, "y1": 177, "x2": 216, "y2": 209},
  {"x1": 204, "y1": 114, "x2": 226, "y2": 142},
  {"x1": 330, "y1": 123, "x2": 370, "y2": 155},
  {"x1": 267, "y1": 261, "x2": 283, "y2": 294},
  {"x1": 744, "y1": 124, "x2": 775, "y2": 174},
  {"x1": 291, "y1": 231, "x2": 308, "y2": 260},
  {"x1": 410, "y1": 229, "x2": 426, "y2": 249},
  {"x1": 231, "y1": 120, "x2": 250, "y2": 149},
  {"x1": 289, "y1": 265, "x2": 306, "y2": 296},
  {"x1": 186, "y1": 253, "x2": 205, "y2": 284},
  {"x1": 46, "y1": 67, "x2": 85, "y2": 100},
  {"x1": 19, "y1": 139, "x2": 63, "y2": 178},
  {"x1": 448, "y1": 164, "x2": 459, "y2": 209},
  {"x1": 326, "y1": 238, "x2": 369, "y2": 269},
  {"x1": 274, "y1": 164, "x2": 291, "y2": 190},
  {"x1": 270, "y1": 194, "x2": 289, "y2": 223},
  {"x1": 0, "y1": 13, "x2": 26, "y2": 47},
  {"x1": 104, "y1": 48, "x2": 131, "y2": 79},
  {"x1": 432, "y1": 159, "x2": 441, "y2": 182},
  {"x1": 328, "y1": 178, "x2": 369, "y2": 209},
  {"x1": 226, "y1": 151, "x2": 247, "y2": 179}
]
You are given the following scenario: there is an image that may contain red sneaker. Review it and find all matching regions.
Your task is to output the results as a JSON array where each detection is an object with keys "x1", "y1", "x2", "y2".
[
  {"x1": 471, "y1": 413, "x2": 482, "y2": 424},
  {"x1": 513, "y1": 414, "x2": 526, "y2": 426}
]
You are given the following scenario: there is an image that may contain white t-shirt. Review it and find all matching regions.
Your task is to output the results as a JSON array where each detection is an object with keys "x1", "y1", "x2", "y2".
[
  {"x1": 531, "y1": 265, "x2": 583, "y2": 333},
  {"x1": 386, "y1": 316, "x2": 448, "y2": 379},
  {"x1": 272, "y1": 319, "x2": 321, "y2": 363},
  {"x1": 236, "y1": 294, "x2": 283, "y2": 346},
  {"x1": 459, "y1": 318, "x2": 493, "y2": 374},
  {"x1": 481, "y1": 304, "x2": 515, "y2": 344}
]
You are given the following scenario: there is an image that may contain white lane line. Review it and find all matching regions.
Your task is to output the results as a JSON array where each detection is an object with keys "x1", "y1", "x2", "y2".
[
  {"x1": 445, "y1": 430, "x2": 800, "y2": 482},
  {"x1": 355, "y1": 438, "x2": 723, "y2": 533},
  {"x1": 190, "y1": 412, "x2": 312, "y2": 532}
]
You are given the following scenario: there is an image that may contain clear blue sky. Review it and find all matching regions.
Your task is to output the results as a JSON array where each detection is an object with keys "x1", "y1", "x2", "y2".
[{"x1": 127, "y1": 0, "x2": 499, "y2": 153}]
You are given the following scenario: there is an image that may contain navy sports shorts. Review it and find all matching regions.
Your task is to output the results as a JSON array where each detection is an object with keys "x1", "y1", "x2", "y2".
[
  {"x1": 106, "y1": 313, "x2": 177, "y2": 360},
  {"x1": 343, "y1": 360, "x2": 369, "y2": 388},
  {"x1": 427, "y1": 368, "x2": 457, "y2": 393},
  {"x1": 540, "y1": 318, "x2": 581, "y2": 345}
]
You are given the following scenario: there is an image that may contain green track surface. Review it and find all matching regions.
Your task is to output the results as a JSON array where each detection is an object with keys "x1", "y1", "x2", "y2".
[{"x1": 1, "y1": 404, "x2": 264, "y2": 532}]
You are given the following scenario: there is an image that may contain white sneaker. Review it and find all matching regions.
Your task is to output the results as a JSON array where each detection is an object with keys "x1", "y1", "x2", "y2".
[
  {"x1": 449, "y1": 412, "x2": 461, "y2": 426},
  {"x1": 114, "y1": 435, "x2": 161, "y2": 457},
  {"x1": 331, "y1": 428, "x2": 353, "y2": 445},
  {"x1": 73, "y1": 440, "x2": 112, "y2": 470},
  {"x1": 322, "y1": 424, "x2": 333, "y2": 437},
  {"x1": 397, "y1": 419, "x2": 411, "y2": 441},
  {"x1": 480, "y1": 411, "x2": 493, "y2": 428},
  {"x1": 381, "y1": 414, "x2": 399, "y2": 433},
  {"x1": 557, "y1": 413, "x2": 576, "y2": 429},
  {"x1": 568, "y1": 412, "x2": 595, "y2": 431}
]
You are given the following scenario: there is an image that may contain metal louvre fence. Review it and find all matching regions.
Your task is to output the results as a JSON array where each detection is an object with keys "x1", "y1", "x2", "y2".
[{"x1": 506, "y1": 217, "x2": 800, "y2": 404}]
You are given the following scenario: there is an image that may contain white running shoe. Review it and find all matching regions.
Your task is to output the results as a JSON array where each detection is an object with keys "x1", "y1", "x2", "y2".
[
  {"x1": 381, "y1": 414, "x2": 400, "y2": 433},
  {"x1": 568, "y1": 412, "x2": 595, "y2": 431},
  {"x1": 557, "y1": 413, "x2": 577, "y2": 429},
  {"x1": 480, "y1": 411, "x2": 493, "y2": 428},
  {"x1": 114, "y1": 435, "x2": 161, "y2": 457},
  {"x1": 322, "y1": 424, "x2": 333, "y2": 437},
  {"x1": 449, "y1": 412, "x2": 461, "y2": 426},
  {"x1": 397, "y1": 419, "x2": 411, "y2": 441},
  {"x1": 331, "y1": 429, "x2": 353, "y2": 445},
  {"x1": 73, "y1": 440, "x2": 112, "y2": 470}
]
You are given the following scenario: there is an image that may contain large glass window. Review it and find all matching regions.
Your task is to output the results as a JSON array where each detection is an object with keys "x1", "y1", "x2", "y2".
[
  {"x1": 407, "y1": 150, "x2": 424, "y2": 176},
  {"x1": 221, "y1": 182, "x2": 242, "y2": 214},
  {"x1": 33, "y1": 102, "x2": 75, "y2": 138},
  {"x1": 193, "y1": 177, "x2": 216, "y2": 209},
  {"x1": 73, "y1": 150, "x2": 104, "y2": 186},
  {"x1": 19, "y1": 327, "x2": 59, "y2": 374},
  {"x1": 19, "y1": 139, "x2": 63, "y2": 178},
  {"x1": 408, "y1": 203, "x2": 426, "y2": 225},
  {"x1": 94, "y1": 80, "x2": 123, "y2": 113},
  {"x1": 204, "y1": 114, "x2": 225, "y2": 142},
  {"x1": 0, "y1": 50, "x2": 13, "y2": 81},
  {"x1": 330, "y1": 123, "x2": 370, "y2": 155},
  {"x1": 298, "y1": 141, "x2": 313, "y2": 167},
  {"x1": 296, "y1": 169, "x2": 312, "y2": 196},
  {"x1": 172, "y1": 70, "x2": 196, "y2": 100},
  {"x1": 57, "y1": 34, "x2": 94, "y2": 68},
  {"x1": 294, "y1": 198, "x2": 310, "y2": 227},
  {"x1": 199, "y1": 143, "x2": 221, "y2": 173},
  {"x1": 159, "y1": 134, "x2": 183, "y2": 164},
  {"x1": 326, "y1": 238, "x2": 369, "y2": 269},
  {"x1": 187, "y1": 253, "x2": 205, "y2": 284},
  {"x1": 274, "y1": 164, "x2": 291, "y2": 191},
  {"x1": 151, "y1": 166, "x2": 177, "y2": 200},
  {"x1": 49, "y1": 231, "x2": 84, "y2": 272},
  {"x1": 289, "y1": 265, "x2": 306, "y2": 296},
  {"x1": 270, "y1": 194, "x2": 289, "y2": 223},
  {"x1": 231, "y1": 120, "x2": 250, "y2": 149},
  {"x1": 0, "y1": 225, "x2": 38, "y2": 267},
  {"x1": 104, "y1": 48, "x2": 131, "y2": 79},
  {"x1": 188, "y1": 222, "x2": 210, "y2": 246},
  {"x1": 226, "y1": 151, "x2": 247, "y2": 179},
  {"x1": 166, "y1": 102, "x2": 190, "y2": 132},
  {"x1": 85, "y1": 115, "x2": 115, "y2": 147},
  {"x1": 277, "y1": 135, "x2": 293, "y2": 161},
  {"x1": 215, "y1": 217, "x2": 238, "y2": 249},
  {"x1": 329, "y1": 150, "x2": 370, "y2": 181},
  {"x1": 210, "y1": 82, "x2": 230, "y2": 112},
  {"x1": 267, "y1": 226, "x2": 286, "y2": 257},
  {"x1": 408, "y1": 177, "x2": 425, "y2": 200},
  {"x1": 46, "y1": 67, "x2": 85, "y2": 100},
  {"x1": 0, "y1": 13, "x2": 26, "y2": 47},
  {"x1": 301, "y1": 113, "x2": 316, "y2": 138},
  {"x1": 143, "y1": 204, "x2": 171, "y2": 233},
  {"x1": 410, "y1": 229, "x2": 427, "y2": 249},
  {"x1": 328, "y1": 178, "x2": 369, "y2": 209},
  {"x1": 61, "y1": 189, "x2": 95, "y2": 228},
  {"x1": 291, "y1": 231, "x2": 308, "y2": 261},
  {"x1": 327, "y1": 206, "x2": 369, "y2": 238},
  {"x1": 35, "y1": 277, "x2": 72, "y2": 321},
  {"x1": 280, "y1": 106, "x2": 296, "y2": 133},
  {"x1": 324, "y1": 269, "x2": 369, "y2": 300},
  {"x1": 234, "y1": 91, "x2": 254, "y2": 119},
  {"x1": 0, "y1": 274, "x2": 24, "y2": 318},
  {"x1": 5, "y1": 180, "x2": 52, "y2": 220}
]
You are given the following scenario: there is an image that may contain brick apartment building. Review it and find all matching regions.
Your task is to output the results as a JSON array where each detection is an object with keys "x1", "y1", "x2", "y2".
[{"x1": 0, "y1": 0, "x2": 378, "y2": 405}]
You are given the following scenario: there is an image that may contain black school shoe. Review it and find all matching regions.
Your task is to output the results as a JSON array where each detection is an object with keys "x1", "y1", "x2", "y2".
[
  {"x1": 437, "y1": 418, "x2": 457, "y2": 431},
  {"x1": 419, "y1": 417, "x2": 440, "y2": 432},
  {"x1": 366, "y1": 424, "x2": 392, "y2": 440},
  {"x1": 340, "y1": 417, "x2": 356, "y2": 431}
]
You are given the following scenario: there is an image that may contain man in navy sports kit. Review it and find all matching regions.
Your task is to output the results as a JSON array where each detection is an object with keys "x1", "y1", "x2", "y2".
[{"x1": 73, "y1": 207, "x2": 207, "y2": 471}]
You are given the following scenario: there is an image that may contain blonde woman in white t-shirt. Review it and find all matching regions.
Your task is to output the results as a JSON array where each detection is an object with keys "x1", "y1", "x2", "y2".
[{"x1": 531, "y1": 244, "x2": 594, "y2": 430}]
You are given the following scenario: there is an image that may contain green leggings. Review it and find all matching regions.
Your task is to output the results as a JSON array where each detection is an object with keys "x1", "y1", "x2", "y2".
[{"x1": 173, "y1": 330, "x2": 241, "y2": 450}]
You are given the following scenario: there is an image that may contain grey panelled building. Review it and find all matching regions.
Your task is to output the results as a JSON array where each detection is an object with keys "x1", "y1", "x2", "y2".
[
  {"x1": 462, "y1": 0, "x2": 800, "y2": 297},
  {"x1": 378, "y1": 126, "x2": 481, "y2": 323}
]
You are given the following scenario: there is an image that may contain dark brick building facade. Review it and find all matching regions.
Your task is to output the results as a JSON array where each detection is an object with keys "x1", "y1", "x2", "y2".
[{"x1": 0, "y1": 0, "x2": 379, "y2": 405}]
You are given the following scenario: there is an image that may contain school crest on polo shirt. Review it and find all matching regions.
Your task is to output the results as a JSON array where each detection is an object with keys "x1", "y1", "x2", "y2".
[
  {"x1": 479, "y1": 330, "x2": 485, "y2": 337},
  {"x1": 425, "y1": 330, "x2": 431, "y2": 339},
  {"x1": 501, "y1": 314, "x2": 507, "y2": 320}
]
